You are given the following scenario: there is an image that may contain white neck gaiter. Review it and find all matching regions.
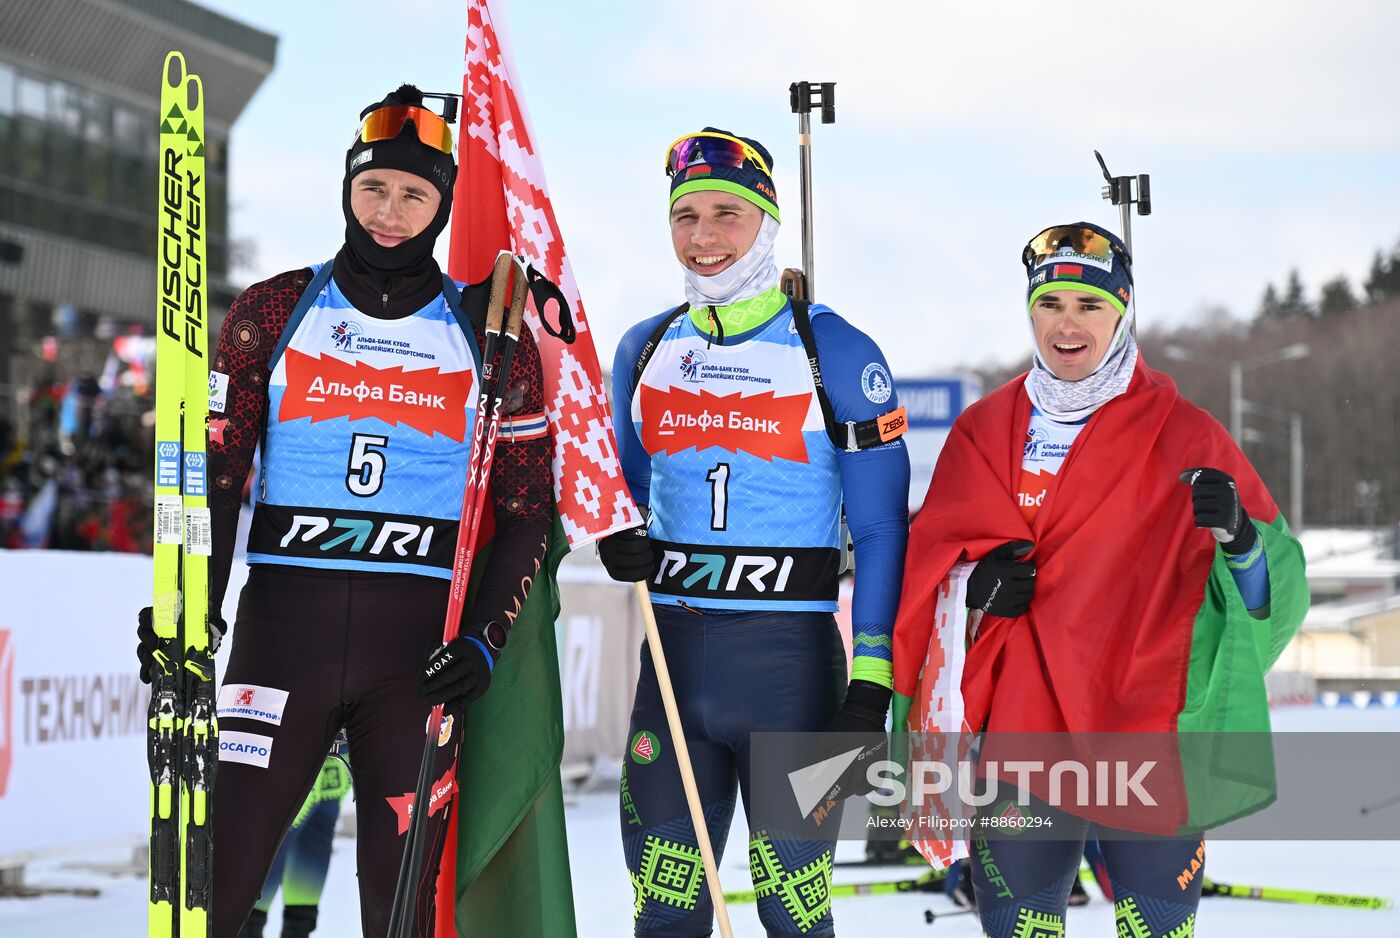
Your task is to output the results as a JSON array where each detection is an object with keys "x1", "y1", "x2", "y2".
[
  {"x1": 1024, "y1": 296, "x2": 1139, "y2": 422},
  {"x1": 682, "y1": 214, "x2": 780, "y2": 309}
]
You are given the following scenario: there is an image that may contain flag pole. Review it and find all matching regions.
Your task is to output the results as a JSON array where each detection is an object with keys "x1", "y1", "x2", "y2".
[{"x1": 632, "y1": 582, "x2": 736, "y2": 938}]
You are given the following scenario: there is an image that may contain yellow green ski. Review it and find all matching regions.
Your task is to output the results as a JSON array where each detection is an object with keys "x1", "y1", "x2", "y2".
[{"x1": 149, "y1": 49, "x2": 217, "y2": 938}]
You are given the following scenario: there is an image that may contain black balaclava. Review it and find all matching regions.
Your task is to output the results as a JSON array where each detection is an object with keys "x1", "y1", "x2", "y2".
[{"x1": 338, "y1": 84, "x2": 457, "y2": 315}]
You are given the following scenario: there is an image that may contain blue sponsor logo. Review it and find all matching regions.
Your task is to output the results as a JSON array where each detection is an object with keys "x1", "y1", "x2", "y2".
[
  {"x1": 861, "y1": 363, "x2": 893, "y2": 404},
  {"x1": 183, "y1": 452, "x2": 206, "y2": 496},
  {"x1": 157, "y1": 441, "x2": 180, "y2": 487}
]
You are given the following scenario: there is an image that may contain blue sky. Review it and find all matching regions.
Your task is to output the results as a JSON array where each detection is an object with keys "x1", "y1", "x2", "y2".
[{"x1": 202, "y1": 0, "x2": 1400, "y2": 375}]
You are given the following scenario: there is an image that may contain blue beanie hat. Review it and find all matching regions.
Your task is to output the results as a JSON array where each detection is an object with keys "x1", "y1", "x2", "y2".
[
  {"x1": 1025, "y1": 221, "x2": 1133, "y2": 314},
  {"x1": 667, "y1": 127, "x2": 779, "y2": 222}
]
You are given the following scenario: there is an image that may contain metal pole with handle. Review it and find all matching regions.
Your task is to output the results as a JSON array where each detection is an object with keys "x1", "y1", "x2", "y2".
[
  {"x1": 785, "y1": 81, "x2": 835, "y2": 302},
  {"x1": 632, "y1": 581, "x2": 736, "y2": 938}
]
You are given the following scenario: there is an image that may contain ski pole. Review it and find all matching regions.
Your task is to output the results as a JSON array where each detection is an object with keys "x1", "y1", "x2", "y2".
[
  {"x1": 1092, "y1": 150, "x2": 1150, "y2": 258},
  {"x1": 1202, "y1": 877, "x2": 1393, "y2": 910},
  {"x1": 787, "y1": 81, "x2": 835, "y2": 301},
  {"x1": 633, "y1": 581, "x2": 736, "y2": 938},
  {"x1": 1092, "y1": 150, "x2": 1150, "y2": 338},
  {"x1": 1359, "y1": 792, "x2": 1400, "y2": 815},
  {"x1": 386, "y1": 251, "x2": 528, "y2": 937},
  {"x1": 922, "y1": 907, "x2": 978, "y2": 925}
]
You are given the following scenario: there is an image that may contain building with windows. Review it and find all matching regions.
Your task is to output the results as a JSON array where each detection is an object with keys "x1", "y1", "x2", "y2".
[{"x1": 0, "y1": 0, "x2": 276, "y2": 418}]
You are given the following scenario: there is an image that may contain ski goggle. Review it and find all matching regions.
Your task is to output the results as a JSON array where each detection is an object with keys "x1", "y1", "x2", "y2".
[
  {"x1": 664, "y1": 132, "x2": 771, "y2": 178},
  {"x1": 1022, "y1": 225, "x2": 1130, "y2": 274},
  {"x1": 356, "y1": 105, "x2": 454, "y2": 155}
]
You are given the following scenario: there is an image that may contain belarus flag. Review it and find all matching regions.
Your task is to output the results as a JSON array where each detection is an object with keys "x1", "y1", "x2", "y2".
[{"x1": 431, "y1": 2, "x2": 643, "y2": 936}]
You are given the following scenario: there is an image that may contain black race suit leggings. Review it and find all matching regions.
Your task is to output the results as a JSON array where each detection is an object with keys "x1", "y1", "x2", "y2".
[{"x1": 213, "y1": 565, "x2": 456, "y2": 938}]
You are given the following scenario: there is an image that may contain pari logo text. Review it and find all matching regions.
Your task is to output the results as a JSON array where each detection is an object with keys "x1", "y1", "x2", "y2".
[{"x1": 656, "y1": 550, "x2": 797, "y2": 595}]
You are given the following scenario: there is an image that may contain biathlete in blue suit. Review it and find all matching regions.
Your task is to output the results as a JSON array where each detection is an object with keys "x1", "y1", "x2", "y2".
[{"x1": 597, "y1": 128, "x2": 911, "y2": 937}]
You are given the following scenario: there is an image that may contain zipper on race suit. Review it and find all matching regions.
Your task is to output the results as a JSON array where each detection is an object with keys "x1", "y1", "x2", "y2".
[{"x1": 705, "y1": 306, "x2": 724, "y2": 349}]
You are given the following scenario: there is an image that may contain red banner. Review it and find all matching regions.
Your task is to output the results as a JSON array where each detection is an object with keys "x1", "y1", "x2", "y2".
[
  {"x1": 278, "y1": 349, "x2": 473, "y2": 442},
  {"x1": 639, "y1": 385, "x2": 813, "y2": 462},
  {"x1": 450, "y1": 0, "x2": 641, "y2": 548}
]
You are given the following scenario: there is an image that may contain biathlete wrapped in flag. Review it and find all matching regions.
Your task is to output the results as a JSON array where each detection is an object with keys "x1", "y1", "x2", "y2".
[{"x1": 890, "y1": 221, "x2": 1310, "y2": 937}]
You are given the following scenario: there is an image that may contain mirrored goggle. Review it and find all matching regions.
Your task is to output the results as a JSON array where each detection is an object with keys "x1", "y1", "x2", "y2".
[
  {"x1": 357, "y1": 105, "x2": 454, "y2": 155},
  {"x1": 1022, "y1": 225, "x2": 1127, "y2": 272},
  {"x1": 664, "y1": 132, "x2": 771, "y2": 178}
]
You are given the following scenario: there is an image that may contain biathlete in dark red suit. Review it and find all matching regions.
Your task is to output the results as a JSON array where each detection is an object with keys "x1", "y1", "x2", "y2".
[{"x1": 138, "y1": 84, "x2": 553, "y2": 938}]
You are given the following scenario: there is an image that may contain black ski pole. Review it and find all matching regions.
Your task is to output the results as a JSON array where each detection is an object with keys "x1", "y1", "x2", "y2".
[
  {"x1": 385, "y1": 253, "x2": 528, "y2": 937},
  {"x1": 1359, "y1": 792, "x2": 1400, "y2": 815},
  {"x1": 923, "y1": 907, "x2": 978, "y2": 925}
]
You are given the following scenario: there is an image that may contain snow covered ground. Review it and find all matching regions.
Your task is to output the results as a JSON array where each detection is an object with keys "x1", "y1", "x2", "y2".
[{"x1": 3, "y1": 706, "x2": 1397, "y2": 937}]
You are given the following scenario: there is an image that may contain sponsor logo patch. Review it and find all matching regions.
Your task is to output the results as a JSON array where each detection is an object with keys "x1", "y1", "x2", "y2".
[
  {"x1": 350, "y1": 149, "x2": 372, "y2": 172},
  {"x1": 861, "y1": 363, "x2": 893, "y2": 405},
  {"x1": 208, "y1": 371, "x2": 230, "y2": 413},
  {"x1": 217, "y1": 683, "x2": 289, "y2": 726},
  {"x1": 877, "y1": 406, "x2": 908, "y2": 442},
  {"x1": 183, "y1": 453, "x2": 206, "y2": 497},
  {"x1": 156, "y1": 441, "x2": 180, "y2": 488},
  {"x1": 279, "y1": 348, "x2": 473, "y2": 442},
  {"x1": 639, "y1": 385, "x2": 811, "y2": 462},
  {"x1": 680, "y1": 349, "x2": 706, "y2": 383},
  {"x1": 219, "y1": 730, "x2": 274, "y2": 768},
  {"x1": 386, "y1": 761, "x2": 458, "y2": 834},
  {"x1": 630, "y1": 730, "x2": 661, "y2": 765},
  {"x1": 331, "y1": 320, "x2": 363, "y2": 353}
]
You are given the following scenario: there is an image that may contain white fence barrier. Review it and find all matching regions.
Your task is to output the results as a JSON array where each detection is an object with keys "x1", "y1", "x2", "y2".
[
  {"x1": 1, "y1": 551, "x2": 154, "y2": 864},
  {"x1": 0, "y1": 551, "x2": 850, "y2": 864}
]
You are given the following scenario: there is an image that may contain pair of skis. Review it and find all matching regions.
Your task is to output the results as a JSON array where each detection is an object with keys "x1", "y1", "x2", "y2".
[
  {"x1": 386, "y1": 252, "x2": 529, "y2": 937},
  {"x1": 149, "y1": 51, "x2": 215, "y2": 938},
  {"x1": 723, "y1": 864, "x2": 1393, "y2": 913}
]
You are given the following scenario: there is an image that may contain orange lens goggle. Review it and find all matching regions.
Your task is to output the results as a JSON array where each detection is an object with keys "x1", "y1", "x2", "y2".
[
  {"x1": 357, "y1": 105, "x2": 454, "y2": 155},
  {"x1": 664, "y1": 131, "x2": 771, "y2": 178}
]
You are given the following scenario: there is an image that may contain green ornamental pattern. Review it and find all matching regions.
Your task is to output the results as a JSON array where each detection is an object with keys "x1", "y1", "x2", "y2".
[
  {"x1": 748, "y1": 833, "x2": 783, "y2": 899},
  {"x1": 747, "y1": 832, "x2": 832, "y2": 933},
  {"x1": 776, "y1": 853, "x2": 833, "y2": 934},
  {"x1": 1010, "y1": 908, "x2": 1064, "y2": 938},
  {"x1": 1115, "y1": 896, "x2": 1196, "y2": 937},
  {"x1": 634, "y1": 836, "x2": 705, "y2": 918}
]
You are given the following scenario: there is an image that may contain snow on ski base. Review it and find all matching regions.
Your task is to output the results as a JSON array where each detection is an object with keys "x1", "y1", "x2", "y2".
[{"x1": 2, "y1": 706, "x2": 1397, "y2": 937}]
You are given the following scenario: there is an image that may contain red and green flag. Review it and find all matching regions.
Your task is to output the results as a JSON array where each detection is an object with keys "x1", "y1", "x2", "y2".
[
  {"x1": 436, "y1": 2, "x2": 643, "y2": 935},
  {"x1": 891, "y1": 361, "x2": 1309, "y2": 864}
]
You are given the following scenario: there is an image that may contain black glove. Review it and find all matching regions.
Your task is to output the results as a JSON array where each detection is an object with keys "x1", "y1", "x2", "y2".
[
  {"x1": 137, "y1": 606, "x2": 226, "y2": 684},
  {"x1": 816, "y1": 680, "x2": 893, "y2": 801},
  {"x1": 597, "y1": 524, "x2": 655, "y2": 583},
  {"x1": 825, "y1": 680, "x2": 892, "y2": 735},
  {"x1": 420, "y1": 621, "x2": 506, "y2": 709},
  {"x1": 1180, "y1": 467, "x2": 1256, "y2": 554},
  {"x1": 965, "y1": 541, "x2": 1036, "y2": 617}
]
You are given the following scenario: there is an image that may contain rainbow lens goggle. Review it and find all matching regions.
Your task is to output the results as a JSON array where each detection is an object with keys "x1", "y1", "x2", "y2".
[
  {"x1": 1022, "y1": 225, "x2": 1131, "y2": 275},
  {"x1": 664, "y1": 131, "x2": 771, "y2": 178},
  {"x1": 356, "y1": 104, "x2": 454, "y2": 156}
]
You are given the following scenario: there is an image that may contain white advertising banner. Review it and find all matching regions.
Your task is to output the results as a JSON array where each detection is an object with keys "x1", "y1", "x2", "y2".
[{"x1": 0, "y1": 551, "x2": 155, "y2": 863}]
